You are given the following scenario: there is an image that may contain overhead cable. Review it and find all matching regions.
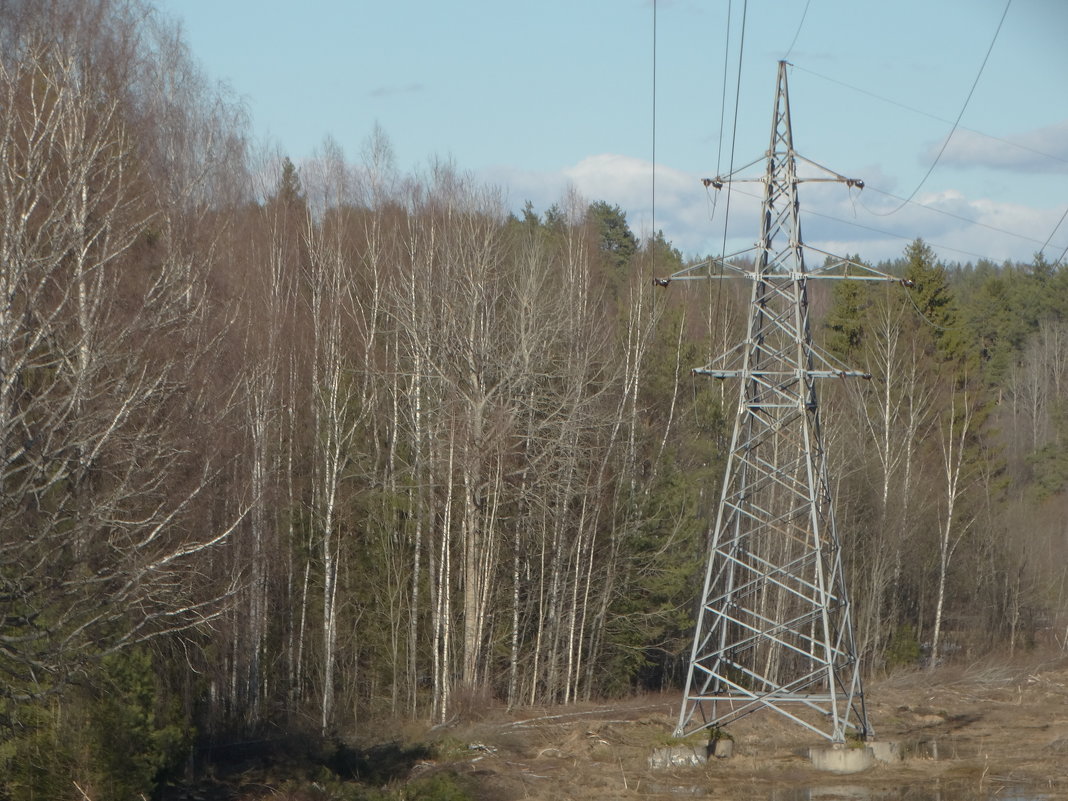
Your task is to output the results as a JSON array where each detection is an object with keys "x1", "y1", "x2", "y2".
[
  {"x1": 792, "y1": 63, "x2": 1068, "y2": 169},
  {"x1": 651, "y1": 0, "x2": 656, "y2": 270},
  {"x1": 1038, "y1": 205, "x2": 1068, "y2": 262},
  {"x1": 864, "y1": 0, "x2": 1013, "y2": 217},
  {"x1": 723, "y1": 184, "x2": 1027, "y2": 264},
  {"x1": 782, "y1": 0, "x2": 812, "y2": 62},
  {"x1": 707, "y1": 0, "x2": 739, "y2": 363},
  {"x1": 854, "y1": 184, "x2": 1058, "y2": 250},
  {"x1": 718, "y1": 0, "x2": 748, "y2": 261},
  {"x1": 1054, "y1": 240, "x2": 1068, "y2": 268},
  {"x1": 706, "y1": 0, "x2": 734, "y2": 227}
]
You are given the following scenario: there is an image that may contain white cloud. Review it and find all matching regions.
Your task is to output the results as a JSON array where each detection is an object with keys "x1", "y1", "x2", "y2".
[
  {"x1": 922, "y1": 120, "x2": 1068, "y2": 173},
  {"x1": 813, "y1": 187, "x2": 1067, "y2": 264},
  {"x1": 483, "y1": 154, "x2": 761, "y2": 258},
  {"x1": 479, "y1": 154, "x2": 1066, "y2": 267}
]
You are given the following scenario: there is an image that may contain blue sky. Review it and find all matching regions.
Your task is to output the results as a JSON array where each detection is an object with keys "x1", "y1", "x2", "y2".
[{"x1": 156, "y1": 0, "x2": 1067, "y2": 265}]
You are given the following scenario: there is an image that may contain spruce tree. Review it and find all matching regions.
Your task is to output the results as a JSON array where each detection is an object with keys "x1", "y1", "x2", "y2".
[{"x1": 903, "y1": 239, "x2": 970, "y2": 364}]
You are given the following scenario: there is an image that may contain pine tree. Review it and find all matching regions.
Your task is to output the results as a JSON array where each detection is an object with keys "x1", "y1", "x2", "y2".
[
  {"x1": 587, "y1": 201, "x2": 637, "y2": 275},
  {"x1": 273, "y1": 156, "x2": 306, "y2": 208}
]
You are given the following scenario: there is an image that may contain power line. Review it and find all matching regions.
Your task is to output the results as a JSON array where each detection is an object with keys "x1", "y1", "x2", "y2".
[
  {"x1": 804, "y1": 203, "x2": 1016, "y2": 264},
  {"x1": 703, "y1": 163, "x2": 1061, "y2": 264},
  {"x1": 855, "y1": 184, "x2": 1057, "y2": 250},
  {"x1": 651, "y1": 0, "x2": 656, "y2": 266},
  {"x1": 1038, "y1": 205, "x2": 1068, "y2": 262},
  {"x1": 714, "y1": 2, "x2": 731, "y2": 178},
  {"x1": 718, "y1": 0, "x2": 747, "y2": 262},
  {"x1": 707, "y1": 0, "x2": 734, "y2": 222},
  {"x1": 724, "y1": 184, "x2": 1027, "y2": 264},
  {"x1": 791, "y1": 63, "x2": 1068, "y2": 169},
  {"x1": 707, "y1": 0, "x2": 737, "y2": 362},
  {"x1": 782, "y1": 0, "x2": 811, "y2": 62},
  {"x1": 1054, "y1": 239, "x2": 1068, "y2": 268},
  {"x1": 865, "y1": 0, "x2": 1013, "y2": 217},
  {"x1": 902, "y1": 283, "x2": 971, "y2": 333}
]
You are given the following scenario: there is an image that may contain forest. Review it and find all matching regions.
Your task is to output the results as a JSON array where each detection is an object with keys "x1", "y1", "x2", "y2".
[{"x1": 1, "y1": 1, "x2": 1066, "y2": 798}]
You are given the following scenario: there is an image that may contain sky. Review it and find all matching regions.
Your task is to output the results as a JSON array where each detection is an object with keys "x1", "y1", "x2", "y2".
[{"x1": 155, "y1": 0, "x2": 1068, "y2": 266}]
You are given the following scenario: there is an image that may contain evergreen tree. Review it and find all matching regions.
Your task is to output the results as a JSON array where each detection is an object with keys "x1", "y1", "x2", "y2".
[
  {"x1": 824, "y1": 278, "x2": 869, "y2": 359},
  {"x1": 903, "y1": 239, "x2": 969, "y2": 364},
  {"x1": 272, "y1": 156, "x2": 306, "y2": 208},
  {"x1": 520, "y1": 199, "x2": 539, "y2": 227},
  {"x1": 646, "y1": 229, "x2": 684, "y2": 273},
  {"x1": 587, "y1": 201, "x2": 638, "y2": 275},
  {"x1": 963, "y1": 263, "x2": 1047, "y2": 382}
]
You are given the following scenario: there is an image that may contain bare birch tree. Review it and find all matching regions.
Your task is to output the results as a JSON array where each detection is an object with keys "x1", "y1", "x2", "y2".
[
  {"x1": 299, "y1": 145, "x2": 369, "y2": 732},
  {"x1": 930, "y1": 387, "x2": 976, "y2": 667},
  {"x1": 0, "y1": 32, "x2": 244, "y2": 708}
]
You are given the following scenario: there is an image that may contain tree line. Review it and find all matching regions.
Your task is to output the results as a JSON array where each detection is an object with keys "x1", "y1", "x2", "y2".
[
  {"x1": 1, "y1": 2, "x2": 1066, "y2": 797},
  {"x1": 823, "y1": 242, "x2": 1068, "y2": 669}
]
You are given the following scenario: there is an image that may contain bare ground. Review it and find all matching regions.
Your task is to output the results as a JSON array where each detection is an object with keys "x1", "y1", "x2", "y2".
[{"x1": 408, "y1": 655, "x2": 1068, "y2": 801}]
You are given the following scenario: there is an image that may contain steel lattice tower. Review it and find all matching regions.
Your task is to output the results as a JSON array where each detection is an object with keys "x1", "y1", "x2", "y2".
[{"x1": 663, "y1": 62, "x2": 904, "y2": 744}]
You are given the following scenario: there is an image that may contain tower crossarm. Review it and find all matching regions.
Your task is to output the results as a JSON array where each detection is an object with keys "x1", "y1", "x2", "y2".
[
  {"x1": 697, "y1": 369, "x2": 870, "y2": 379},
  {"x1": 697, "y1": 150, "x2": 864, "y2": 190},
  {"x1": 656, "y1": 245, "x2": 913, "y2": 288}
]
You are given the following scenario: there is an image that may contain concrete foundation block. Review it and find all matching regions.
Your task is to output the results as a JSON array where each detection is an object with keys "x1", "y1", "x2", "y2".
[{"x1": 807, "y1": 745, "x2": 875, "y2": 774}]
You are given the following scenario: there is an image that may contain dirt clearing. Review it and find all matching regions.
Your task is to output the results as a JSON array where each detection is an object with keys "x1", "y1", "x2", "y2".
[{"x1": 410, "y1": 655, "x2": 1068, "y2": 800}]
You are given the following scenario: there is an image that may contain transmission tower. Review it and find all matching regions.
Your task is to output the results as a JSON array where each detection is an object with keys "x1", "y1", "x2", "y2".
[{"x1": 660, "y1": 61, "x2": 906, "y2": 744}]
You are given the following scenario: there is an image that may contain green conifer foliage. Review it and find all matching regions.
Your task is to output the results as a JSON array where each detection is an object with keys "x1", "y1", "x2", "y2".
[
  {"x1": 87, "y1": 649, "x2": 192, "y2": 799},
  {"x1": 902, "y1": 239, "x2": 970, "y2": 365},
  {"x1": 1, "y1": 650, "x2": 191, "y2": 801},
  {"x1": 824, "y1": 278, "x2": 869, "y2": 358},
  {"x1": 587, "y1": 201, "x2": 638, "y2": 286}
]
